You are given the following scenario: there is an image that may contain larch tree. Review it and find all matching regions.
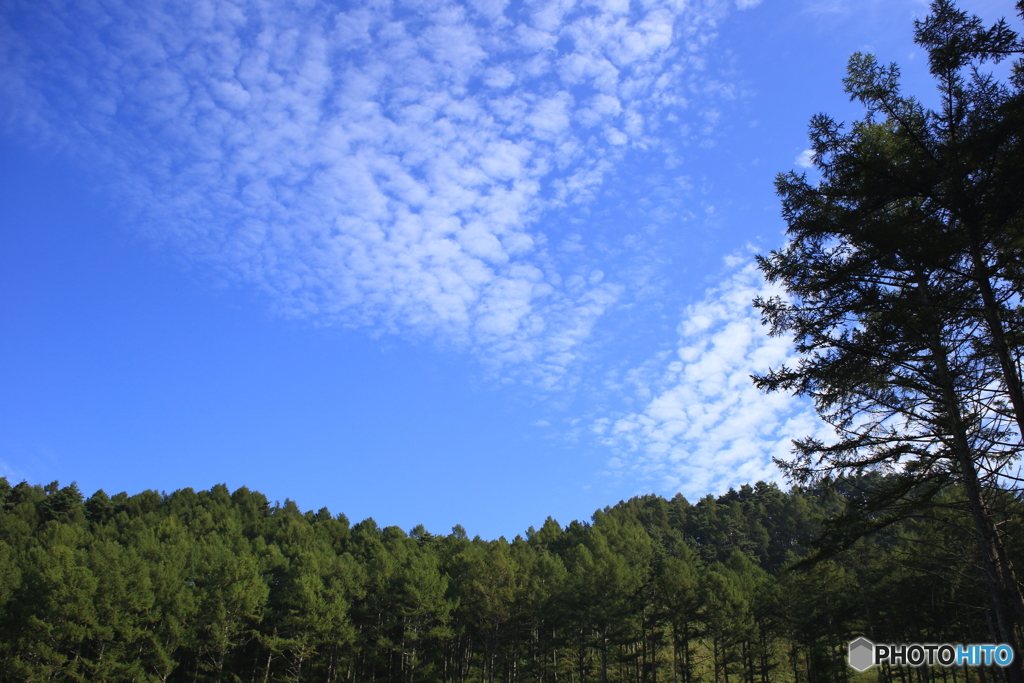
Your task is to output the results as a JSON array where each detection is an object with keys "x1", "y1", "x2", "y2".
[{"x1": 753, "y1": 0, "x2": 1024, "y2": 674}]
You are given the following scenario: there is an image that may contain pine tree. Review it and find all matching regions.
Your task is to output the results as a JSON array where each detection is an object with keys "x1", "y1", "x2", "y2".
[{"x1": 754, "y1": 1, "x2": 1024, "y2": 675}]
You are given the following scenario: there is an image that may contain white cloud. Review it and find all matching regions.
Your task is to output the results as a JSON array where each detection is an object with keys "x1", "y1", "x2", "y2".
[
  {"x1": 0, "y1": 0, "x2": 739, "y2": 385},
  {"x1": 598, "y1": 255, "x2": 828, "y2": 499},
  {"x1": 795, "y1": 148, "x2": 816, "y2": 168}
]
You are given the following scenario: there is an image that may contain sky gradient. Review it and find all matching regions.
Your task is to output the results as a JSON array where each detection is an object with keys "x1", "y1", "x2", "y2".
[{"x1": 1, "y1": 0, "x2": 1013, "y2": 539}]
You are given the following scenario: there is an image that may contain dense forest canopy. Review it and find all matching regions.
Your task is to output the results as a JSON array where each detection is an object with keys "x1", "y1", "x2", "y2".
[{"x1": 1, "y1": 476, "x2": 1022, "y2": 683}]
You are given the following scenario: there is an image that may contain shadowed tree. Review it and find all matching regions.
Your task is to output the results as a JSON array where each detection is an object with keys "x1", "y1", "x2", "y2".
[{"x1": 753, "y1": 1, "x2": 1024, "y2": 674}]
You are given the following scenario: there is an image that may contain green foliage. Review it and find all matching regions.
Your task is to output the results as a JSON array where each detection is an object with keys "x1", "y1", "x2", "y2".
[
  {"x1": 0, "y1": 474, "x2": 1017, "y2": 683},
  {"x1": 753, "y1": 0, "x2": 1024, "y2": 671}
]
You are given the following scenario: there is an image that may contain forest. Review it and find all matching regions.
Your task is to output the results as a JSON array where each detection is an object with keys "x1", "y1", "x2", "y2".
[{"x1": 0, "y1": 475, "x2": 1021, "y2": 683}]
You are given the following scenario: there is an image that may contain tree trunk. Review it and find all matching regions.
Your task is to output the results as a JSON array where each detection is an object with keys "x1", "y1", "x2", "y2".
[{"x1": 922, "y1": 289, "x2": 1024, "y2": 683}]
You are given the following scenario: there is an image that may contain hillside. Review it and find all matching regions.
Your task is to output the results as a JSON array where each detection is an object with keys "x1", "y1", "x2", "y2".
[{"x1": 1, "y1": 476, "x2": 1020, "y2": 683}]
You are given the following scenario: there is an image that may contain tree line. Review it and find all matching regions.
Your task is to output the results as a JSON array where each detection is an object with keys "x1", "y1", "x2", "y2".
[{"x1": 0, "y1": 475, "x2": 1021, "y2": 683}]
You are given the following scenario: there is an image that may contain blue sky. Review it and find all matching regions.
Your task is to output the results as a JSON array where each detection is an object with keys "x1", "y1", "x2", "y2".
[{"x1": 1, "y1": 0, "x2": 1011, "y2": 539}]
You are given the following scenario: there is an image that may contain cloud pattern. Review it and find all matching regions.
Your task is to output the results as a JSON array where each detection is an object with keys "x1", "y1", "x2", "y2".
[
  {"x1": 1, "y1": 0, "x2": 746, "y2": 385},
  {"x1": 2, "y1": 0, "x2": 826, "y2": 495},
  {"x1": 595, "y1": 257, "x2": 825, "y2": 499}
]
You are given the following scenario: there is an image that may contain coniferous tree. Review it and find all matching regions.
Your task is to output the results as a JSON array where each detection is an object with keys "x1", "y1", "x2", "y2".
[{"x1": 753, "y1": 2, "x2": 1024, "y2": 671}]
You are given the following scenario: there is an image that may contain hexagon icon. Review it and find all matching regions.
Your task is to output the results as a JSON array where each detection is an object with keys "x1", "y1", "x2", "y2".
[{"x1": 848, "y1": 637, "x2": 875, "y2": 672}]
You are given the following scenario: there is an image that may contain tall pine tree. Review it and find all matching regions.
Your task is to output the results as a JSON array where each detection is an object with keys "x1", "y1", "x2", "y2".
[{"x1": 754, "y1": 0, "x2": 1024, "y2": 674}]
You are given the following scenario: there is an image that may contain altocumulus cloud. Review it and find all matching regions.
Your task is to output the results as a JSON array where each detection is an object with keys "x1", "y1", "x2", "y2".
[
  {"x1": 1, "y1": 0, "x2": 748, "y2": 385},
  {"x1": 594, "y1": 256, "x2": 827, "y2": 499}
]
